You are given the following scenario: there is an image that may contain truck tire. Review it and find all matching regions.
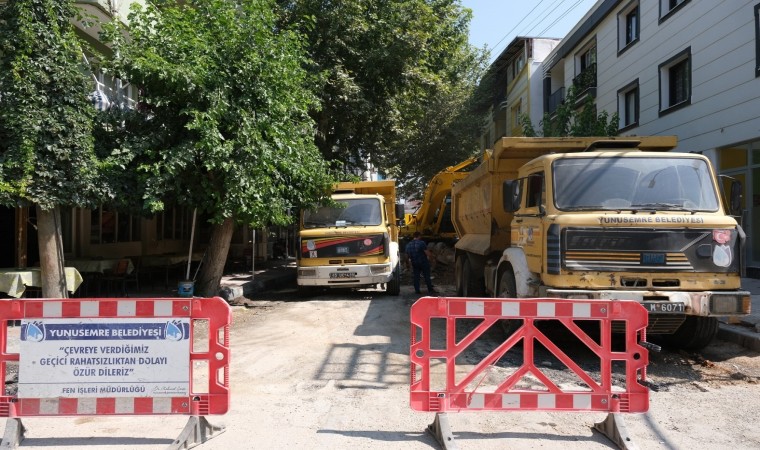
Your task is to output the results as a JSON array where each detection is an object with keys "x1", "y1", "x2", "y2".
[
  {"x1": 664, "y1": 316, "x2": 719, "y2": 350},
  {"x1": 496, "y1": 267, "x2": 517, "y2": 298},
  {"x1": 462, "y1": 255, "x2": 485, "y2": 297},
  {"x1": 386, "y1": 263, "x2": 401, "y2": 295},
  {"x1": 496, "y1": 267, "x2": 521, "y2": 336}
]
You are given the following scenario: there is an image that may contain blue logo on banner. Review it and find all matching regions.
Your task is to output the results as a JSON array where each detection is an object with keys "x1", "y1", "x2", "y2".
[
  {"x1": 24, "y1": 322, "x2": 45, "y2": 342},
  {"x1": 165, "y1": 320, "x2": 185, "y2": 341}
]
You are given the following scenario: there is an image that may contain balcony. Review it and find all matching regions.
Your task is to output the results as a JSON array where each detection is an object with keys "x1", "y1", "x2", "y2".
[
  {"x1": 73, "y1": 0, "x2": 144, "y2": 42},
  {"x1": 547, "y1": 87, "x2": 565, "y2": 115},
  {"x1": 572, "y1": 63, "x2": 597, "y2": 98}
]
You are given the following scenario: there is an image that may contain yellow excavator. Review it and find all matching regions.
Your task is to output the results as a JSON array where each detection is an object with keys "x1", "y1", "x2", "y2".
[{"x1": 400, "y1": 156, "x2": 479, "y2": 244}]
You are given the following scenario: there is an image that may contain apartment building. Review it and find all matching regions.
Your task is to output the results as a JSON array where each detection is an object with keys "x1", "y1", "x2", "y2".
[
  {"x1": 478, "y1": 37, "x2": 561, "y2": 151},
  {"x1": 539, "y1": 0, "x2": 760, "y2": 271}
]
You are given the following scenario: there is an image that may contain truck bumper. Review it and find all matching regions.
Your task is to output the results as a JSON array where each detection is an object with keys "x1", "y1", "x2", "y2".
[
  {"x1": 542, "y1": 288, "x2": 751, "y2": 317},
  {"x1": 297, "y1": 263, "x2": 394, "y2": 287}
]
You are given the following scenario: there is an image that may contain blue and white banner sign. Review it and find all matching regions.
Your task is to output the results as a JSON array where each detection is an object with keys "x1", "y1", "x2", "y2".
[{"x1": 18, "y1": 318, "x2": 191, "y2": 398}]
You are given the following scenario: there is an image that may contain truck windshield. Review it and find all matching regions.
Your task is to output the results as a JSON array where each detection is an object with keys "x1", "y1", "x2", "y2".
[
  {"x1": 303, "y1": 198, "x2": 383, "y2": 228},
  {"x1": 553, "y1": 156, "x2": 720, "y2": 212}
]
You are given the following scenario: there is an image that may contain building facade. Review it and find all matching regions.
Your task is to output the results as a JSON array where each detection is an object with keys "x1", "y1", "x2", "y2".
[
  {"x1": 478, "y1": 37, "x2": 561, "y2": 151},
  {"x1": 539, "y1": 0, "x2": 760, "y2": 272}
]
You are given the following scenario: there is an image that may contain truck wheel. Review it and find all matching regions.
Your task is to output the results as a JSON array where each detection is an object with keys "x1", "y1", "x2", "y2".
[
  {"x1": 664, "y1": 316, "x2": 719, "y2": 350},
  {"x1": 496, "y1": 268, "x2": 520, "y2": 336},
  {"x1": 496, "y1": 267, "x2": 517, "y2": 298},
  {"x1": 386, "y1": 264, "x2": 401, "y2": 296},
  {"x1": 462, "y1": 256, "x2": 485, "y2": 297}
]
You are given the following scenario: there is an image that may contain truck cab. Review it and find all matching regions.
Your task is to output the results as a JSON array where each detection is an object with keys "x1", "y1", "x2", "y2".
[
  {"x1": 297, "y1": 181, "x2": 403, "y2": 294},
  {"x1": 453, "y1": 137, "x2": 750, "y2": 349}
]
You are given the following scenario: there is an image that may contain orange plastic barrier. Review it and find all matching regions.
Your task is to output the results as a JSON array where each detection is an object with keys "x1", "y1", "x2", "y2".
[
  {"x1": 410, "y1": 297, "x2": 649, "y2": 413},
  {"x1": 0, "y1": 297, "x2": 230, "y2": 418}
]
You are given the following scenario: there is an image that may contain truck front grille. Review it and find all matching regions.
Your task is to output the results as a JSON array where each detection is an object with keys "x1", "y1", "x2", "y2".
[
  {"x1": 561, "y1": 227, "x2": 714, "y2": 273},
  {"x1": 565, "y1": 251, "x2": 693, "y2": 271}
]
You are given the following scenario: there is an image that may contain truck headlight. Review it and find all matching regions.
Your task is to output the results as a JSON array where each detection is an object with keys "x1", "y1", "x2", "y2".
[
  {"x1": 712, "y1": 230, "x2": 733, "y2": 267},
  {"x1": 298, "y1": 269, "x2": 316, "y2": 277},
  {"x1": 370, "y1": 264, "x2": 391, "y2": 275},
  {"x1": 711, "y1": 294, "x2": 749, "y2": 314}
]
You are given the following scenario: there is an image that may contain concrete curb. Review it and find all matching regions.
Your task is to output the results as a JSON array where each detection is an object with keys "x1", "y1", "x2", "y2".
[
  {"x1": 241, "y1": 272, "x2": 297, "y2": 298},
  {"x1": 219, "y1": 269, "x2": 296, "y2": 302},
  {"x1": 717, "y1": 323, "x2": 760, "y2": 352}
]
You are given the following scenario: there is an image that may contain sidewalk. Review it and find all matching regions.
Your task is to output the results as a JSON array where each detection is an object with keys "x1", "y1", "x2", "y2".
[{"x1": 219, "y1": 257, "x2": 296, "y2": 302}]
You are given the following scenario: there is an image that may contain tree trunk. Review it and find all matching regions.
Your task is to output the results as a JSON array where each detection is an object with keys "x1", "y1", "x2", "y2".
[
  {"x1": 36, "y1": 205, "x2": 67, "y2": 298},
  {"x1": 196, "y1": 217, "x2": 234, "y2": 297}
]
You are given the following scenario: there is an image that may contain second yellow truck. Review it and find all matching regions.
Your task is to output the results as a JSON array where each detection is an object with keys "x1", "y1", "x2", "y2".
[{"x1": 297, "y1": 181, "x2": 404, "y2": 294}]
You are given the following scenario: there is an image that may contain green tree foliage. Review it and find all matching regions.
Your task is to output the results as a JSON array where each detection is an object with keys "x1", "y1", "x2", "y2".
[
  {"x1": 0, "y1": 0, "x2": 104, "y2": 208},
  {"x1": 520, "y1": 86, "x2": 619, "y2": 137},
  {"x1": 386, "y1": 5, "x2": 490, "y2": 198},
  {"x1": 105, "y1": 0, "x2": 339, "y2": 295},
  {"x1": 0, "y1": 0, "x2": 107, "y2": 297},
  {"x1": 107, "y1": 0, "x2": 336, "y2": 225},
  {"x1": 277, "y1": 0, "x2": 487, "y2": 196}
]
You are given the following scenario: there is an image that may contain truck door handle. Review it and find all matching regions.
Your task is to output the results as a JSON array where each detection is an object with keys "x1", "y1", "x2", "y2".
[{"x1": 515, "y1": 219, "x2": 523, "y2": 223}]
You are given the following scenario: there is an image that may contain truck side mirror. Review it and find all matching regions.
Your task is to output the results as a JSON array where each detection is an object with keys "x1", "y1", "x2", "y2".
[
  {"x1": 730, "y1": 180, "x2": 743, "y2": 217},
  {"x1": 395, "y1": 203, "x2": 406, "y2": 226},
  {"x1": 503, "y1": 180, "x2": 521, "y2": 213}
]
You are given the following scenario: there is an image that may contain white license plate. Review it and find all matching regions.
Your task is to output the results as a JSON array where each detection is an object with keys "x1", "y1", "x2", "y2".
[
  {"x1": 330, "y1": 272, "x2": 357, "y2": 279},
  {"x1": 642, "y1": 302, "x2": 684, "y2": 313}
]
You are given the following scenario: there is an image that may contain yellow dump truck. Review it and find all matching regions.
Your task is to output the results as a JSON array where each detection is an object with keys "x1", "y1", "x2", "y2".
[
  {"x1": 297, "y1": 180, "x2": 405, "y2": 294},
  {"x1": 452, "y1": 136, "x2": 750, "y2": 349},
  {"x1": 400, "y1": 156, "x2": 479, "y2": 243}
]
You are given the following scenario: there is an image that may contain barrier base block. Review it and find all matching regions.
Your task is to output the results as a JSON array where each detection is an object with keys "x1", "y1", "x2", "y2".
[
  {"x1": 1, "y1": 418, "x2": 26, "y2": 449},
  {"x1": 593, "y1": 413, "x2": 639, "y2": 450},
  {"x1": 168, "y1": 416, "x2": 226, "y2": 450},
  {"x1": 427, "y1": 412, "x2": 459, "y2": 450}
]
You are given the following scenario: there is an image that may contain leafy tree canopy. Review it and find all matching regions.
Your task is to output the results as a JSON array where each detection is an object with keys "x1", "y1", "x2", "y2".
[
  {"x1": 277, "y1": 0, "x2": 488, "y2": 198},
  {"x1": 0, "y1": 0, "x2": 106, "y2": 210},
  {"x1": 104, "y1": 0, "x2": 339, "y2": 227}
]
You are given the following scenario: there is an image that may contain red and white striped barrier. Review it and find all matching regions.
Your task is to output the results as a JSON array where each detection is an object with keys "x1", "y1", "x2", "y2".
[
  {"x1": 0, "y1": 297, "x2": 231, "y2": 448},
  {"x1": 410, "y1": 296, "x2": 650, "y2": 448}
]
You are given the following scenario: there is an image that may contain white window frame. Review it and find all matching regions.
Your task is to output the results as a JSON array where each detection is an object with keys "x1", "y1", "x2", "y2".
[
  {"x1": 618, "y1": 1, "x2": 640, "y2": 54},
  {"x1": 659, "y1": 0, "x2": 691, "y2": 23},
  {"x1": 511, "y1": 100, "x2": 523, "y2": 134},
  {"x1": 576, "y1": 40, "x2": 597, "y2": 74},
  {"x1": 617, "y1": 79, "x2": 639, "y2": 130},
  {"x1": 658, "y1": 47, "x2": 691, "y2": 116}
]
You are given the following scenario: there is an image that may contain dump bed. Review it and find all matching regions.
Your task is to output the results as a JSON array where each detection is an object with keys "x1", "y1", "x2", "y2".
[
  {"x1": 451, "y1": 136, "x2": 677, "y2": 256},
  {"x1": 334, "y1": 180, "x2": 399, "y2": 237},
  {"x1": 335, "y1": 180, "x2": 396, "y2": 199}
]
